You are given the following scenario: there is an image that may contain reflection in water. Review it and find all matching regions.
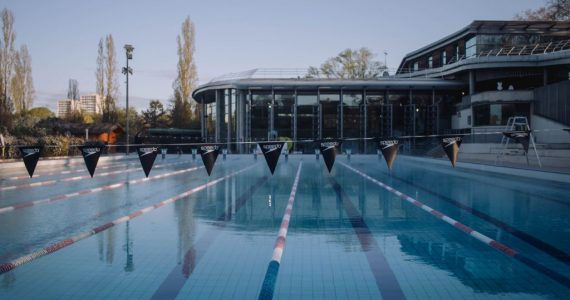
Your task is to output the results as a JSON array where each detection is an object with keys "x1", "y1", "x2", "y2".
[
  {"x1": 124, "y1": 221, "x2": 134, "y2": 272},
  {"x1": 174, "y1": 190, "x2": 196, "y2": 274},
  {"x1": 97, "y1": 227, "x2": 115, "y2": 264}
]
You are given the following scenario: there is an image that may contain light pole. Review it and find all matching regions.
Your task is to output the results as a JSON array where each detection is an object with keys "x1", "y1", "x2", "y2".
[{"x1": 122, "y1": 44, "x2": 134, "y2": 155}]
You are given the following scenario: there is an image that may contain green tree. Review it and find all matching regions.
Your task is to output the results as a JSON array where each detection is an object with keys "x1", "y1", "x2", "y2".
[
  {"x1": 0, "y1": 8, "x2": 16, "y2": 129},
  {"x1": 307, "y1": 48, "x2": 387, "y2": 79},
  {"x1": 27, "y1": 107, "x2": 53, "y2": 120},
  {"x1": 103, "y1": 34, "x2": 118, "y2": 122},
  {"x1": 515, "y1": 0, "x2": 570, "y2": 21},
  {"x1": 142, "y1": 99, "x2": 169, "y2": 127},
  {"x1": 117, "y1": 107, "x2": 143, "y2": 136},
  {"x1": 171, "y1": 16, "x2": 198, "y2": 128},
  {"x1": 10, "y1": 45, "x2": 34, "y2": 113}
]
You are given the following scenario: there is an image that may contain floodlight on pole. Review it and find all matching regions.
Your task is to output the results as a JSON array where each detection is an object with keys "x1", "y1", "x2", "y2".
[{"x1": 123, "y1": 44, "x2": 134, "y2": 155}]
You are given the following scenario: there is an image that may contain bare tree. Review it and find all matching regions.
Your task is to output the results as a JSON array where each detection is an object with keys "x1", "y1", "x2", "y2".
[
  {"x1": 0, "y1": 8, "x2": 16, "y2": 127},
  {"x1": 10, "y1": 45, "x2": 34, "y2": 113},
  {"x1": 515, "y1": 0, "x2": 570, "y2": 21},
  {"x1": 67, "y1": 79, "x2": 79, "y2": 100},
  {"x1": 171, "y1": 16, "x2": 198, "y2": 128},
  {"x1": 307, "y1": 48, "x2": 387, "y2": 79},
  {"x1": 104, "y1": 34, "x2": 118, "y2": 122}
]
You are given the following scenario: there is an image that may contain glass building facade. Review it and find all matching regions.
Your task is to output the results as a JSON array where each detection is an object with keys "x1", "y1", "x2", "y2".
[{"x1": 197, "y1": 83, "x2": 463, "y2": 154}]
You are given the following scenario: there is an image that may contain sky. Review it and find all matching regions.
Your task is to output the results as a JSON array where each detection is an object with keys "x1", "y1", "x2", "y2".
[{"x1": 3, "y1": 0, "x2": 545, "y2": 112}]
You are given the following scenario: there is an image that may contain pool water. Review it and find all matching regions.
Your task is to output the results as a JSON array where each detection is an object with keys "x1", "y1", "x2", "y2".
[{"x1": 0, "y1": 155, "x2": 569, "y2": 299}]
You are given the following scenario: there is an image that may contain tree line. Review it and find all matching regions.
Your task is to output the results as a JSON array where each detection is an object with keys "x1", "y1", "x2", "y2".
[{"x1": 0, "y1": 8, "x2": 35, "y2": 131}]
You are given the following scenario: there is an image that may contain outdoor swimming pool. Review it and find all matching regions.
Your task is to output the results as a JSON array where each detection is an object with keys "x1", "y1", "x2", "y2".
[{"x1": 0, "y1": 154, "x2": 569, "y2": 299}]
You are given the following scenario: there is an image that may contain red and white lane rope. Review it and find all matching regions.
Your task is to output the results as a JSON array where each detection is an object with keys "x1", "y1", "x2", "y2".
[
  {"x1": 0, "y1": 164, "x2": 256, "y2": 274},
  {"x1": 271, "y1": 162, "x2": 302, "y2": 263},
  {"x1": 0, "y1": 160, "x2": 190, "y2": 191},
  {"x1": 0, "y1": 165, "x2": 203, "y2": 214},
  {"x1": 339, "y1": 162, "x2": 570, "y2": 288},
  {"x1": 4, "y1": 161, "x2": 137, "y2": 180}
]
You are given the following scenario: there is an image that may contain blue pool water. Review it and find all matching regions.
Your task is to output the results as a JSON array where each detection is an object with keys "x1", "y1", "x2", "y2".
[{"x1": 0, "y1": 154, "x2": 569, "y2": 299}]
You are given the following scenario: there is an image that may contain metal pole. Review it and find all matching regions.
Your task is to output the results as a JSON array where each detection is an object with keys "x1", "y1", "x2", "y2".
[{"x1": 126, "y1": 53, "x2": 130, "y2": 155}]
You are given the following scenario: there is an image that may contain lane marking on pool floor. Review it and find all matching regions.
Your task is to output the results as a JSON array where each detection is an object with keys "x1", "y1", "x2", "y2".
[
  {"x1": 0, "y1": 164, "x2": 256, "y2": 275},
  {"x1": 339, "y1": 162, "x2": 570, "y2": 289},
  {"x1": 374, "y1": 167, "x2": 570, "y2": 266},
  {"x1": 0, "y1": 160, "x2": 192, "y2": 191},
  {"x1": 258, "y1": 162, "x2": 303, "y2": 300},
  {"x1": 0, "y1": 164, "x2": 204, "y2": 214},
  {"x1": 151, "y1": 175, "x2": 270, "y2": 300},
  {"x1": 330, "y1": 178, "x2": 406, "y2": 300}
]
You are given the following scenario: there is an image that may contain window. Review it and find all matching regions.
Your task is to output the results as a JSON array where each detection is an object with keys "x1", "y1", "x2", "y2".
[
  {"x1": 413, "y1": 62, "x2": 419, "y2": 71},
  {"x1": 442, "y1": 51, "x2": 447, "y2": 65},
  {"x1": 428, "y1": 56, "x2": 433, "y2": 68},
  {"x1": 466, "y1": 36, "x2": 477, "y2": 58},
  {"x1": 473, "y1": 103, "x2": 530, "y2": 126}
]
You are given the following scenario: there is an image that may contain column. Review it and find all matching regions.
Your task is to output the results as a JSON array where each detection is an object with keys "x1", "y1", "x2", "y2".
[{"x1": 469, "y1": 70, "x2": 475, "y2": 95}]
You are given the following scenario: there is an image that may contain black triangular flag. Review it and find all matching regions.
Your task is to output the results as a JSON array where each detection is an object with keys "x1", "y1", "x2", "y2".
[
  {"x1": 441, "y1": 136, "x2": 462, "y2": 167},
  {"x1": 78, "y1": 143, "x2": 105, "y2": 177},
  {"x1": 198, "y1": 144, "x2": 221, "y2": 176},
  {"x1": 378, "y1": 138, "x2": 400, "y2": 170},
  {"x1": 258, "y1": 142, "x2": 284, "y2": 174},
  {"x1": 318, "y1": 140, "x2": 342, "y2": 173},
  {"x1": 137, "y1": 146, "x2": 159, "y2": 177},
  {"x1": 19, "y1": 145, "x2": 43, "y2": 178},
  {"x1": 503, "y1": 131, "x2": 530, "y2": 153}
]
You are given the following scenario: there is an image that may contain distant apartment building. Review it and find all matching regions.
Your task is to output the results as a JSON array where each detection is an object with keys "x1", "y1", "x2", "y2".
[
  {"x1": 56, "y1": 94, "x2": 103, "y2": 117},
  {"x1": 56, "y1": 99, "x2": 80, "y2": 117},
  {"x1": 79, "y1": 94, "x2": 103, "y2": 115}
]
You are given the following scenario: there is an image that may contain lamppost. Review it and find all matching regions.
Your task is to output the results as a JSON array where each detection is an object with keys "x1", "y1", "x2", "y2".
[{"x1": 122, "y1": 44, "x2": 134, "y2": 155}]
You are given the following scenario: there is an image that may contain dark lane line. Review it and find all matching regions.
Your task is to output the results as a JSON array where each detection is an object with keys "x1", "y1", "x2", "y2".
[
  {"x1": 342, "y1": 162, "x2": 570, "y2": 290},
  {"x1": 151, "y1": 175, "x2": 270, "y2": 300},
  {"x1": 330, "y1": 178, "x2": 406, "y2": 300},
  {"x1": 374, "y1": 167, "x2": 570, "y2": 266}
]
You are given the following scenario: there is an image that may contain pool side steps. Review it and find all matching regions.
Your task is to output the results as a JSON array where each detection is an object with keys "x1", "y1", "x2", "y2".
[{"x1": 0, "y1": 164, "x2": 256, "y2": 275}]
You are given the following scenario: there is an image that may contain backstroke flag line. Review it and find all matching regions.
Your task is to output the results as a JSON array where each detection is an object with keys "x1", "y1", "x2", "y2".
[
  {"x1": 78, "y1": 143, "x2": 105, "y2": 177},
  {"x1": 318, "y1": 140, "x2": 342, "y2": 173},
  {"x1": 137, "y1": 146, "x2": 160, "y2": 177},
  {"x1": 258, "y1": 142, "x2": 285, "y2": 175},
  {"x1": 441, "y1": 136, "x2": 462, "y2": 167},
  {"x1": 18, "y1": 146, "x2": 43, "y2": 178},
  {"x1": 378, "y1": 138, "x2": 400, "y2": 170},
  {"x1": 503, "y1": 131, "x2": 530, "y2": 153},
  {"x1": 198, "y1": 144, "x2": 221, "y2": 176}
]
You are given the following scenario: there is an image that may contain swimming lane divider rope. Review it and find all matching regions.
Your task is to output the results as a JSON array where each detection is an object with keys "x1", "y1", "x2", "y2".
[
  {"x1": 339, "y1": 162, "x2": 570, "y2": 289},
  {"x1": 0, "y1": 164, "x2": 204, "y2": 214},
  {"x1": 0, "y1": 164, "x2": 256, "y2": 275},
  {"x1": 0, "y1": 160, "x2": 192, "y2": 191},
  {"x1": 258, "y1": 162, "x2": 303, "y2": 300}
]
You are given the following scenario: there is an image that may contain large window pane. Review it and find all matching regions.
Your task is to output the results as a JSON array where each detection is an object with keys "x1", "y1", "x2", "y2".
[
  {"x1": 320, "y1": 91, "x2": 339, "y2": 138},
  {"x1": 274, "y1": 91, "x2": 294, "y2": 139},
  {"x1": 251, "y1": 91, "x2": 271, "y2": 140}
]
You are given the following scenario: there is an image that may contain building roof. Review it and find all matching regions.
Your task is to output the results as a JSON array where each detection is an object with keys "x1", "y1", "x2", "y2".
[
  {"x1": 193, "y1": 77, "x2": 465, "y2": 102},
  {"x1": 398, "y1": 20, "x2": 570, "y2": 71}
]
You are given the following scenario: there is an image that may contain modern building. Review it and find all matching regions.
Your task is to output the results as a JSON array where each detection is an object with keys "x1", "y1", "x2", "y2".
[
  {"x1": 192, "y1": 20, "x2": 570, "y2": 153},
  {"x1": 79, "y1": 94, "x2": 103, "y2": 115},
  {"x1": 56, "y1": 99, "x2": 80, "y2": 118},
  {"x1": 57, "y1": 94, "x2": 103, "y2": 118}
]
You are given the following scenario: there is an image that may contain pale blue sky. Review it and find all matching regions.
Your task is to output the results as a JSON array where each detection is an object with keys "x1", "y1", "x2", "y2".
[{"x1": 3, "y1": 0, "x2": 544, "y2": 111}]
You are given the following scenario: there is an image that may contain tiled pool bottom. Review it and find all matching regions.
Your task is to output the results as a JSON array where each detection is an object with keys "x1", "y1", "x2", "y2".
[{"x1": 0, "y1": 155, "x2": 569, "y2": 299}]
